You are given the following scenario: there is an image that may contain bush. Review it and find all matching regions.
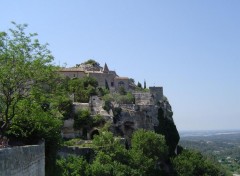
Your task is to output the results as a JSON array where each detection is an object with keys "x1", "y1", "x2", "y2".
[
  {"x1": 56, "y1": 156, "x2": 90, "y2": 176},
  {"x1": 73, "y1": 109, "x2": 91, "y2": 129},
  {"x1": 103, "y1": 92, "x2": 135, "y2": 105},
  {"x1": 63, "y1": 138, "x2": 81, "y2": 146},
  {"x1": 172, "y1": 149, "x2": 230, "y2": 176},
  {"x1": 92, "y1": 114, "x2": 104, "y2": 126},
  {"x1": 68, "y1": 77, "x2": 98, "y2": 103}
]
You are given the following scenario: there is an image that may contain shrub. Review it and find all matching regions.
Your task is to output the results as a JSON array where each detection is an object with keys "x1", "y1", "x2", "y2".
[
  {"x1": 56, "y1": 156, "x2": 90, "y2": 176},
  {"x1": 73, "y1": 109, "x2": 91, "y2": 129}
]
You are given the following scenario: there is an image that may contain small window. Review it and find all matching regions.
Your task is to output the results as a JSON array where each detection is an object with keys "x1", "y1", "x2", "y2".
[
  {"x1": 111, "y1": 82, "x2": 114, "y2": 87},
  {"x1": 73, "y1": 74, "x2": 76, "y2": 77}
]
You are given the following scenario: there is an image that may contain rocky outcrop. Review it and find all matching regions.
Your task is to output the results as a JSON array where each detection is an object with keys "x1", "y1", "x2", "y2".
[
  {"x1": 61, "y1": 87, "x2": 180, "y2": 154},
  {"x1": 110, "y1": 96, "x2": 179, "y2": 155}
]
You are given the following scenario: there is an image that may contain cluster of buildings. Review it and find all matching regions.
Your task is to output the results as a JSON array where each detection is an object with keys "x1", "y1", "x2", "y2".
[{"x1": 59, "y1": 62, "x2": 134, "y2": 92}]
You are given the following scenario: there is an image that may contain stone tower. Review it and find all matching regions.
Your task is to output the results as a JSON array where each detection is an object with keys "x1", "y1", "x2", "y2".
[{"x1": 149, "y1": 87, "x2": 163, "y2": 103}]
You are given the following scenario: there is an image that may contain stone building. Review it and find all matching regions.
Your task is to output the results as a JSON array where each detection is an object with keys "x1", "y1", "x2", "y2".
[{"x1": 59, "y1": 62, "x2": 133, "y2": 92}]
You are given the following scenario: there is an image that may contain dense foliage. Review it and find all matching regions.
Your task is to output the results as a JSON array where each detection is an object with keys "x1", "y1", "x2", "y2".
[
  {"x1": 0, "y1": 23, "x2": 68, "y2": 176},
  {"x1": 103, "y1": 92, "x2": 135, "y2": 105},
  {"x1": 83, "y1": 59, "x2": 100, "y2": 67},
  {"x1": 68, "y1": 77, "x2": 98, "y2": 103},
  {"x1": 56, "y1": 155, "x2": 90, "y2": 176},
  {"x1": 57, "y1": 130, "x2": 228, "y2": 176},
  {"x1": 57, "y1": 129, "x2": 169, "y2": 176},
  {"x1": 155, "y1": 107, "x2": 180, "y2": 156},
  {"x1": 172, "y1": 149, "x2": 229, "y2": 176},
  {"x1": 74, "y1": 109, "x2": 104, "y2": 130}
]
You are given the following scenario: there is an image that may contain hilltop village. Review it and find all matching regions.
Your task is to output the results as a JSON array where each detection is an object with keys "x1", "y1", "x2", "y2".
[
  {"x1": 59, "y1": 60, "x2": 134, "y2": 92},
  {"x1": 58, "y1": 60, "x2": 178, "y2": 153}
]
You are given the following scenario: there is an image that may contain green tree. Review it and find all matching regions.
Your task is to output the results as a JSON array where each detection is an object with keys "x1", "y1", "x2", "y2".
[
  {"x1": 91, "y1": 130, "x2": 169, "y2": 176},
  {"x1": 172, "y1": 149, "x2": 229, "y2": 176},
  {"x1": 73, "y1": 109, "x2": 91, "y2": 129},
  {"x1": 91, "y1": 131, "x2": 137, "y2": 176},
  {"x1": 130, "y1": 129, "x2": 168, "y2": 175},
  {"x1": 137, "y1": 82, "x2": 142, "y2": 88},
  {"x1": 131, "y1": 129, "x2": 168, "y2": 160},
  {"x1": 0, "y1": 22, "x2": 68, "y2": 176},
  {"x1": 56, "y1": 155, "x2": 90, "y2": 176},
  {"x1": 68, "y1": 76, "x2": 98, "y2": 102},
  {"x1": 155, "y1": 107, "x2": 180, "y2": 156},
  {"x1": 84, "y1": 59, "x2": 100, "y2": 67},
  {"x1": 0, "y1": 22, "x2": 58, "y2": 136}
]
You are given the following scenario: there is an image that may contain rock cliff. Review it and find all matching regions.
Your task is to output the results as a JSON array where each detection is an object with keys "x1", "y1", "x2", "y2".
[
  {"x1": 62, "y1": 87, "x2": 180, "y2": 154},
  {"x1": 109, "y1": 95, "x2": 179, "y2": 155}
]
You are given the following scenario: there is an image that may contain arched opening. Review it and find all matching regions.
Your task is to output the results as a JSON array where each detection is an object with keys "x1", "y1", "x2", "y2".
[{"x1": 90, "y1": 129, "x2": 99, "y2": 139}]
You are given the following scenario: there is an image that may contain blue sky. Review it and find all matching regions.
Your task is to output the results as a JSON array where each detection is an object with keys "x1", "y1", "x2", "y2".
[{"x1": 1, "y1": 1, "x2": 240, "y2": 130}]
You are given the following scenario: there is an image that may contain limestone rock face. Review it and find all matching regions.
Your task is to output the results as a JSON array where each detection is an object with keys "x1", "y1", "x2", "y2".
[
  {"x1": 110, "y1": 96, "x2": 179, "y2": 154},
  {"x1": 61, "y1": 87, "x2": 180, "y2": 154}
]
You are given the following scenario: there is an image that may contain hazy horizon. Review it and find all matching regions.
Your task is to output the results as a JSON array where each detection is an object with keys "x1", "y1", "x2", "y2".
[{"x1": 1, "y1": 1, "x2": 240, "y2": 131}]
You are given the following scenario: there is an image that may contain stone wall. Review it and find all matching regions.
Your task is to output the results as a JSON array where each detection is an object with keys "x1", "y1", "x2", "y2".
[
  {"x1": 149, "y1": 86, "x2": 163, "y2": 102},
  {"x1": 62, "y1": 119, "x2": 81, "y2": 139},
  {"x1": 0, "y1": 142, "x2": 45, "y2": 176},
  {"x1": 89, "y1": 72, "x2": 116, "y2": 88},
  {"x1": 134, "y1": 92, "x2": 154, "y2": 105},
  {"x1": 58, "y1": 146, "x2": 94, "y2": 161},
  {"x1": 73, "y1": 102, "x2": 90, "y2": 112},
  {"x1": 114, "y1": 77, "x2": 129, "y2": 91}
]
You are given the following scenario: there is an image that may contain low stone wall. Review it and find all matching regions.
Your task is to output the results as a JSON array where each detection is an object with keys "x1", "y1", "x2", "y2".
[
  {"x1": 73, "y1": 102, "x2": 90, "y2": 112},
  {"x1": 58, "y1": 146, "x2": 94, "y2": 161},
  {"x1": 0, "y1": 142, "x2": 45, "y2": 176}
]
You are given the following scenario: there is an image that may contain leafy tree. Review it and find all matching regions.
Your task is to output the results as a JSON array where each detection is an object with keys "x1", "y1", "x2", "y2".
[
  {"x1": 103, "y1": 92, "x2": 134, "y2": 105},
  {"x1": 58, "y1": 99, "x2": 74, "y2": 120},
  {"x1": 84, "y1": 59, "x2": 100, "y2": 67},
  {"x1": 91, "y1": 131, "x2": 137, "y2": 176},
  {"x1": 0, "y1": 22, "x2": 69, "y2": 176},
  {"x1": 130, "y1": 129, "x2": 168, "y2": 175},
  {"x1": 172, "y1": 149, "x2": 229, "y2": 176},
  {"x1": 98, "y1": 87, "x2": 109, "y2": 96},
  {"x1": 73, "y1": 109, "x2": 91, "y2": 129},
  {"x1": 56, "y1": 155, "x2": 90, "y2": 176},
  {"x1": 92, "y1": 114, "x2": 104, "y2": 126},
  {"x1": 155, "y1": 107, "x2": 180, "y2": 156},
  {"x1": 0, "y1": 22, "x2": 58, "y2": 137},
  {"x1": 131, "y1": 129, "x2": 168, "y2": 160},
  {"x1": 68, "y1": 76, "x2": 98, "y2": 102},
  {"x1": 137, "y1": 82, "x2": 142, "y2": 88},
  {"x1": 91, "y1": 130, "x2": 169, "y2": 176},
  {"x1": 129, "y1": 78, "x2": 135, "y2": 84}
]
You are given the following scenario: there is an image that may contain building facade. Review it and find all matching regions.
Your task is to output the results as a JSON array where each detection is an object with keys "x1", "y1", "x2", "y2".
[{"x1": 59, "y1": 62, "x2": 133, "y2": 91}]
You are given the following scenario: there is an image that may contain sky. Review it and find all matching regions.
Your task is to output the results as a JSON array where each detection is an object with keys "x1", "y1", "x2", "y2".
[{"x1": 1, "y1": 1, "x2": 240, "y2": 131}]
